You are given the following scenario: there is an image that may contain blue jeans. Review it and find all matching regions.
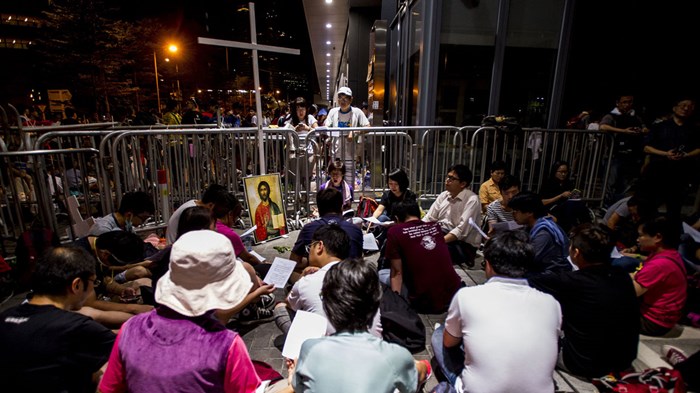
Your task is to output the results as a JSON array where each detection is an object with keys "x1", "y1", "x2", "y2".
[
  {"x1": 611, "y1": 256, "x2": 641, "y2": 273},
  {"x1": 431, "y1": 324, "x2": 464, "y2": 386}
]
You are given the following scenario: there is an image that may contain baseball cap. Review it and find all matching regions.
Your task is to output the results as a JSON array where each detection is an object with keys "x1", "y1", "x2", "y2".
[{"x1": 337, "y1": 86, "x2": 353, "y2": 97}]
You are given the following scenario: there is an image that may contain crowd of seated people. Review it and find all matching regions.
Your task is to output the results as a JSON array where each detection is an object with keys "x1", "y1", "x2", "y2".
[{"x1": 3, "y1": 138, "x2": 700, "y2": 392}]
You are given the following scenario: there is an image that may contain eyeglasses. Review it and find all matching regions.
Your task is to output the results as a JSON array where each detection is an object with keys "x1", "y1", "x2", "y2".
[
  {"x1": 305, "y1": 240, "x2": 321, "y2": 255},
  {"x1": 446, "y1": 175, "x2": 461, "y2": 182},
  {"x1": 87, "y1": 278, "x2": 101, "y2": 287}
]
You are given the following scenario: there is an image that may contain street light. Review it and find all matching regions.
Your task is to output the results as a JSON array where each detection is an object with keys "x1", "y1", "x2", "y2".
[
  {"x1": 153, "y1": 43, "x2": 181, "y2": 116},
  {"x1": 168, "y1": 44, "x2": 181, "y2": 100}
]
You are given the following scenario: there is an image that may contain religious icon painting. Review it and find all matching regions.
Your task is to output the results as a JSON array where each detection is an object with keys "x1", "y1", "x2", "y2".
[{"x1": 243, "y1": 173, "x2": 288, "y2": 244}]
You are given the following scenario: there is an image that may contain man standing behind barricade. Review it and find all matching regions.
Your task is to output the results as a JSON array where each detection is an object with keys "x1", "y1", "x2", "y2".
[
  {"x1": 0, "y1": 246, "x2": 116, "y2": 393},
  {"x1": 528, "y1": 223, "x2": 640, "y2": 379},
  {"x1": 181, "y1": 97, "x2": 202, "y2": 124},
  {"x1": 162, "y1": 99, "x2": 181, "y2": 125},
  {"x1": 509, "y1": 191, "x2": 572, "y2": 274},
  {"x1": 253, "y1": 181, "x2": 286, "y2": 242},
  {"x1": 88, "y1": 191, "x2": 155, "y2": 236},
  {"x1": 324, "y1": 86, "x2": 370, "y2": 187},
  {"x1": 599, "y1": 94, "x2": 647, "y2": 206},
  {"x1": 422, "y1": 164, "x2": 481, "y2": 268},
  {"x1": 639, "y1": 97, "x2": 699, "y2": 222}
]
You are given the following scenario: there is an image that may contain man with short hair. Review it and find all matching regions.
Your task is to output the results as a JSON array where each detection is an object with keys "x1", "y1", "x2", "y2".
[
  {"x1": 432, "y1": 231, "x2": 562, "y2": 392},
  {"x1": 599, "y1": 94, "x2": 647, "y2": 205},
  {"x1": 289, "y1": 188, "x2": 363, "y2": 275},
  {"x1": 253, "y1": 180, "x2": 286, "y2": 242},
  {"x1": 381, "y1": 200, "x2": 462, "y2": 314},
  {"x1": 509, "y1": 191, "x2": 572, "y2": 274},
  {"x1": 478, "y1": 160, "x2": 506, "y2": 212},
  {"x1": 0, "y1": 246, "x2": 116, "y2": 392},
  {"x1": 275, "y1": 224, "x2": 380, "y2": 337},
  {"x1": 422, "y1": 164, "x2": 482, "y2": 267},
  {"x1": 529, "y1": 223, "x2": 640, "y2": 379},
  {"x1": 89, "y1": 191, "x2": 155, "y2": 236}
]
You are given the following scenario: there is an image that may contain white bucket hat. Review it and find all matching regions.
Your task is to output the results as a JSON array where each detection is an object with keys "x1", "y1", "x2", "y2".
[{"x1": 156, "y1": 230, "x2": 253, "y2": 317}]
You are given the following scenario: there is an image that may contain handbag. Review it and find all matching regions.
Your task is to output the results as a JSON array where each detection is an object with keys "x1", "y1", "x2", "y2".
[
  {"x1": 379, "y1": 284, "x2": 426, "y2": 354},
  {"x1": 592, "y1": 367, "x2": 686, "y2": 393}
]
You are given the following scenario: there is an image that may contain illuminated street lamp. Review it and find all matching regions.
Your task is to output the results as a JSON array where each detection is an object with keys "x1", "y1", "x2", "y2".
[
  {"x1": 153, "y1": 43, "x2": 181, "y2": 116},
  {"x1": 168, "y1": 44, "x2": 181, "y2": 99}
]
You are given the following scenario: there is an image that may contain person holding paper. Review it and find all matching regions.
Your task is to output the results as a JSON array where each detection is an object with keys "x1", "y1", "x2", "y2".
[
  {"x1": 254, "y1": 181, "x2": 287, "y2": 242},
  {"x1": 284, "y1": 258, "x2": 430, "y2": 393},
  {"x1": 380, "y1": 200, "x2": 462, "y2": 314},
  {"x1": 275, "y1": 224, "x2": 381, "y2": 338},
  {"x1": 528, "y1": 223, "x2": 640, "y2": 379},
  {"x1": 485, "y1": 174, "x2": 521, "y2": 235},
  {"x1": 422, "y1": 164, "x2": 482, "y2": 267}
]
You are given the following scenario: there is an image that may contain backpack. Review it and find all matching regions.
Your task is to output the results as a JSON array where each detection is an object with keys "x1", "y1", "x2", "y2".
[
  {"x1": 356, "y1": 196, "x2": 379, "y2": 219},
  {"x1": 592, "y1": 367, "x2": 686, "y2": 393},
  {"x1": 379, "y1": 285, "x2": 426, "y2": 354},
  {"x1": 14, "y1": 228, "x2": 59, "y2": 290}
]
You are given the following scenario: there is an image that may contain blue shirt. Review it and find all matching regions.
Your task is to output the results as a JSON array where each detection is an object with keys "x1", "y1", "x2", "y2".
[{"x1": 291, "y1": 214, "x2": 363, "y2": 258}]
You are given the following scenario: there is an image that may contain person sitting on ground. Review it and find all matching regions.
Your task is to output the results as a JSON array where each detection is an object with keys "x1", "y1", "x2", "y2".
[
  {"x1": 289, "y1": 188, "x2": 363, "y2": 281},
  {"x1": 148, "y1": 205, "x2": 275, "y2": 325},
  {"x1": 215, "y1": 194, "x2": 271, "y2": 276},
  {"x1": 0, "y1": 246, "x2": 116, "y2": 393},
  {"x1": 166, "y1": 184, "x2": 232, "y2": 244},
  {"x1": 509, "y1": 191, "x2": 572, "y2": 275},
  {"x1": 371, "y1": 168, "x2": 417, "y2": 223},
  {"x1": 431, "y1": 230, "x2": 562, "y2": 393},
  {"x1": 605, "y1": 196, "x2": 658, "y2": 272},
  {"x1": 318, "y1": 160, "x2": 354, "y2": 211},
  {"x1": 529, "y1": 223, "x2": 640, "y2": 379},
  {"x1": 276, "y1": 257, "x2": 429, "y2": 393},
  {"x1": 485, "y1": 174, "x2": 521, "y2": 235},
  {"x1": 88, "y1": 191, "x2": 155, "y2": 236},
  {"x1": 73, "y1": 230, "x2": 154, "y2": 327},
  {"x1": 631, "y1": 216, "x2": 687, "y2": 336},
  {"x1": 422, "y1": 164, "x2": 482, "y2": 267},
  {"x1": 380, "y1": 200, "x2": 462, "y2": 314},
  {"x1": 540, "y1": 160, "x2": 591, "y2": 232},
  {"x1": 99, "y1": 230, "x2": 261, "y2": 393},
  {"x1": 478, "y1": 160, "x2": 506, "y2": 213},
  {"x1": 276, "y1": 224, "x2": 381, "y2": 337}
]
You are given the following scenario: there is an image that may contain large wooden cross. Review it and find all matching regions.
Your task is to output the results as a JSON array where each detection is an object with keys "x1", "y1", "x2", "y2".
[{"x1": 198, "y1": 2, "x2": 301, "y2": 174}]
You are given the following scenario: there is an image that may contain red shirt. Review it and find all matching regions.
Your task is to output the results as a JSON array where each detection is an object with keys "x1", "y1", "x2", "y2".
[
  {"x1": 385, "y1": 220, "x2": 462, "y2": 313},
  {"x1": 635, "y1": 249, "x2": 687, "y2": 328}
]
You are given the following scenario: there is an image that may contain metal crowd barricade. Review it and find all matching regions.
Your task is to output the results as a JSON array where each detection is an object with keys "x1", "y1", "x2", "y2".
[
  {"x1": 468, "y1": 127, "x2": 615, "y2": 206},
  {"x1": 0, "y1": 148, "x2": 100, "y2": 241}
]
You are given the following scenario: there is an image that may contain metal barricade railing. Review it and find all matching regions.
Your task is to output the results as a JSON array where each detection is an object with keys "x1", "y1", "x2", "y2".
[
  {"x1": 0, "y1": 148, "x2": 100, "y2": 241},
  {"x1": 468, "y1": 127, "x2": 615, "y2": 206}
]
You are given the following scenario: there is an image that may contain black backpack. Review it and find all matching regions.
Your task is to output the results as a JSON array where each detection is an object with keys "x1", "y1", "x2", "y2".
[{"x1": 379, "y1": 285, "x2": 426, "y2": 354}]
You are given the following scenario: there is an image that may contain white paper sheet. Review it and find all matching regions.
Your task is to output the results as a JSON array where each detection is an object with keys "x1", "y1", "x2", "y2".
[
  {"x1": 263, "y1": 257, "x2": 297, "y2": 288},
  {"x1": 241, "y1": 225, "x2": 257, "y2": 238},
  {"x1": 362, "y1": 216, "x2": 394, "y2": 226},
  {"x1": 249, "y1": 250, "x2": 266, "y2": 263},
  {"x1": 468, "y1": 217, "x2": 489, "y2": 240},
  {"x1": 281, "y1": 311, "x2": 328, "y2": 359},
  {"x1": 255, "y1": 381, "x2": 270, "y2": 393},
  {"x1": 363, "y1": 233, "x2": 379, "y2": 251},
  {"x1": 610, "y1": 247, "x2": 623, "y2": 259},
  {"x1": 683, "y1": 222, "x2": 700, "y2": 243}
]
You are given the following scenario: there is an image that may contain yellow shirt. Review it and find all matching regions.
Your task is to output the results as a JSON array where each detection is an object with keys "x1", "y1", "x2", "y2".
[{"x1": 479, "y1": 178, "x2": 501, "y2": 207}]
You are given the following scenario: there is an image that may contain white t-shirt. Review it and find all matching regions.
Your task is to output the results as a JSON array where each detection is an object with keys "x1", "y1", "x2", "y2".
[
  {"x1": 166, "y1": 199, "x2": 198, "y2": 244},
  {"x1": 288, "y1": 261, "x2": 382, "y2": 337},
  {"x1": 445, "y1": 276, "x2": 561, "y2": 393}
]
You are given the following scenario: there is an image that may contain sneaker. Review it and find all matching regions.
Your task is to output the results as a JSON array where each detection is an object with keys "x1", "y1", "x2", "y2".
[
  {"x1": 662, "y1": 345, "x2": 688, "y2": 366},
  {"x1": 257, "y1": 293, "x2": 276, "y2": 311},
  {"x1": 418, "y1": 359, "x2": 433, "y2": 390},
  {"x1": 236, "y1": 304, "x2": 274, "y2": 325}
]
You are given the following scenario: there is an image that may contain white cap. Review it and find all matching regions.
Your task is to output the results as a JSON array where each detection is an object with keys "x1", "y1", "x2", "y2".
[{"x1": 337, "y1": 86, "x2": 353, "y2": 97}]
